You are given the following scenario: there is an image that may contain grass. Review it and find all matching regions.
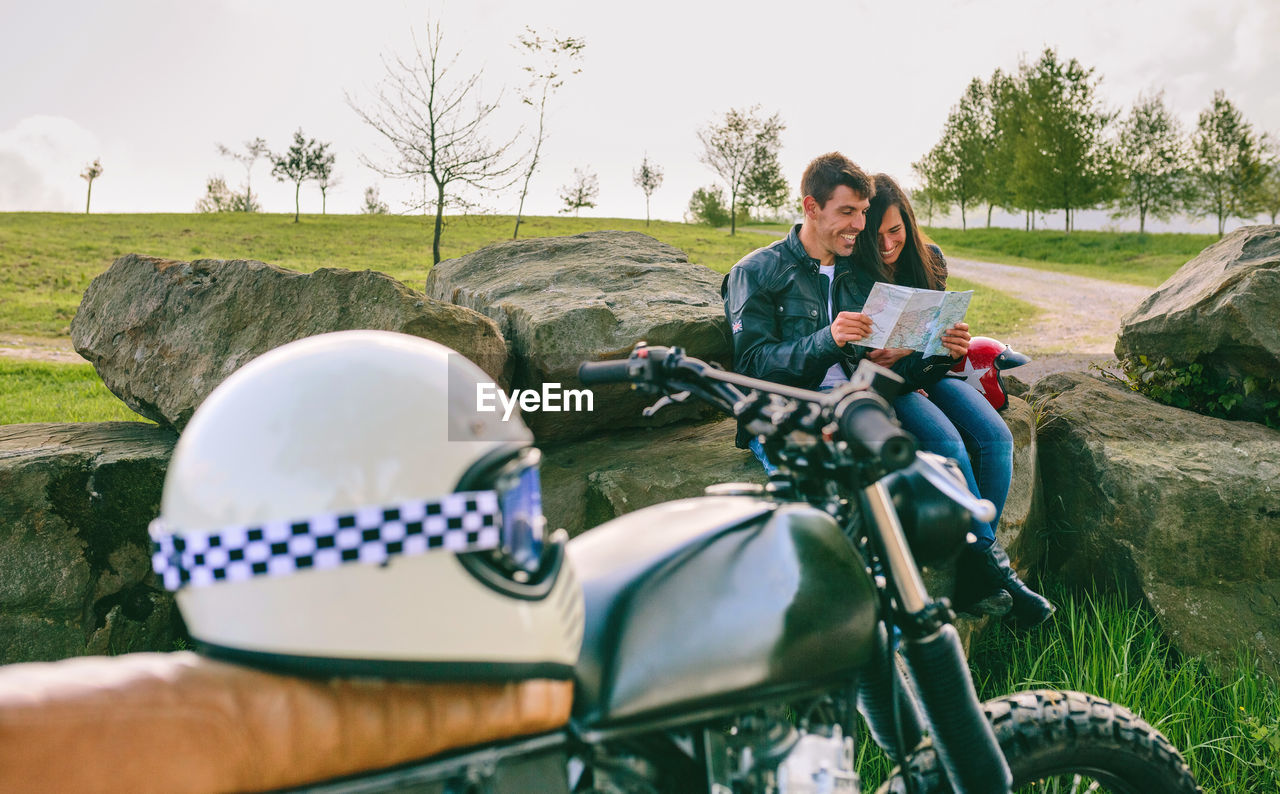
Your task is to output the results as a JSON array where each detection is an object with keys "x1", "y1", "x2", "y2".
[
  {"x1": 853, "y1": 588, "x2": 1280, "y2": 792},
  {"x1": 924, "y1": 227, "x2": 1217, "y2": 288},
  {"x1": 0, "y1": 359, "x2": 149, "y2": 424}
]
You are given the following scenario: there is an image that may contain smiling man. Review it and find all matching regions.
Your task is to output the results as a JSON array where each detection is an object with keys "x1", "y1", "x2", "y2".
[{"x1": 721, "y1": 152, "x2": 877, "y2": 465}]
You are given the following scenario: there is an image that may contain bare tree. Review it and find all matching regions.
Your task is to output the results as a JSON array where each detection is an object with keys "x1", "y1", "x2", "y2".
[
  {"x1": 559, "y1": 167, "x2": 598, "y2": 216},
  {"x1": 216, "y1": 137, "x2": 269, "y2": 211},
  {"x1": 632, "y1": 154, "x2": 664, "y2": 226},
  {"x1": 697, "y1": 106, "x2": 784, "y2": 235},
  {"x1": 512, "y1": 27, "x2": 585, "y2": 239},
  {"x1": 348, "y1": 21, "x2": 520, "y2": 264},
  {"x1": 80, "y1": 158, "x2": 103, "y2": 214}
]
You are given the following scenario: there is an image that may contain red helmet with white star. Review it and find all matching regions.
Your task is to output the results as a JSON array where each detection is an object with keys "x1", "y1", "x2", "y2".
[{"x1": 947, "y1": 337, "x2": 1030, "y2": 411}]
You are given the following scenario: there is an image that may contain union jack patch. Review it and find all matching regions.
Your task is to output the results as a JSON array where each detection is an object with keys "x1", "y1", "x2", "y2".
[{"x1": 731, "y1": 320, "x2": 743, "y2": 333}]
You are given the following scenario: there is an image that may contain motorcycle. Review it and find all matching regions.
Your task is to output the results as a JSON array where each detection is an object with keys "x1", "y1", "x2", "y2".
[{"x1": 0, "y1": 342, "x2": 1200, "y2": 794}]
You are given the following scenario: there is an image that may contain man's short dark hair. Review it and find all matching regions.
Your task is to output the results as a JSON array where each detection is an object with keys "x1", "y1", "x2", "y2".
[{"x1": 801, "y1": 152, "x2": 874, "y2": 207}]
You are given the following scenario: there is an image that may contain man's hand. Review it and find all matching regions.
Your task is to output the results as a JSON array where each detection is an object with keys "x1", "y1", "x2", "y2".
[
  {"x1": 940, "y1": 322, "x2": 972, "y2": 359},
  {"x1": 830, "y1": 311, "x2": 872, "y2": 347},
  {"x1": 866, "y1": 347, "x2": 912, "y2": 368}
]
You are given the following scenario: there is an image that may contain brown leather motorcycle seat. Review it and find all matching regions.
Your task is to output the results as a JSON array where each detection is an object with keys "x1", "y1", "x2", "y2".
[{"x1": 0, "y1": 651, "x2": 573, "y2": 793}]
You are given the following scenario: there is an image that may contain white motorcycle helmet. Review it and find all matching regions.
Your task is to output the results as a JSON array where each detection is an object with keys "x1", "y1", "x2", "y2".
[{"x1": 150, "y1": 330, "x2": 583, "y2": 680}]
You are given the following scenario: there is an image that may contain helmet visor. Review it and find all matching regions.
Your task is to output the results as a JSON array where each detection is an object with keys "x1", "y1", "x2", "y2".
[{"x1": 492, "y1": 448, "x2": 546, "y2": 575}]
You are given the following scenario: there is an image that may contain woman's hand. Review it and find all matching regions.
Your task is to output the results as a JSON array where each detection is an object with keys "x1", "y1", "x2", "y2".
[
  {"x1": 940, "y1": 322, "x2": 972, "y2": 359},
  {"x1": 866, "y1": 347, "x2": 912, "y2": 368}
]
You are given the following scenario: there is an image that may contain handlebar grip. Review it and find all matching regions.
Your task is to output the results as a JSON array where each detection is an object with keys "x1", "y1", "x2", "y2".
[
  {"x1": 577, "y1": 359, "x2": 633, "y2": 385},
  {"x1": 837, "y1": 397, "x2": 917, "y2": 472}
]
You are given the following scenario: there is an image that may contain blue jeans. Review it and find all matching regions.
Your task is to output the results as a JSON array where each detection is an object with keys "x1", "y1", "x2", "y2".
[
  {"x1": 892, "y1": 378, "x2": 1013, "y2": 546},
  {"x1": 748, "y1": 436, "x2": 780, "y2": 477}
]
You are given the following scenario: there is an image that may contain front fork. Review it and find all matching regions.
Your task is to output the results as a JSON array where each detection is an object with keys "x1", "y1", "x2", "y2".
[{"x1": 859, "y1": 482, "x2": 1012, "y2": 794}]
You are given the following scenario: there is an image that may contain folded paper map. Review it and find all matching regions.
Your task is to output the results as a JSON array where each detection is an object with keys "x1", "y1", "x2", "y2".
[{"x1": 855, "y1": 283, "x2": 973, "y2": 357}]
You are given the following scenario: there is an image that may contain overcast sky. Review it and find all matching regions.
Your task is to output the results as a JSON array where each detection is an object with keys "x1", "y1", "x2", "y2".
[{"x1": 2, "y1": 0, "x2": 1277, "y2": 232}]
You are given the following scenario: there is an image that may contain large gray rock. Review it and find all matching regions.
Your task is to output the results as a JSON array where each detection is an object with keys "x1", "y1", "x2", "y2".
[
  {"x1": 72, "y1": 255, "x2": 508, "y2": 431},
  {"x1": 1030, "y1": 372, "x2": 1280, "y2": 676},
  {"x1": 541, "y1": 418, "x2": 765, "y2": 537},
  {"x1": 425, "y1": 231, "x2": 729, "y2": 442},
  {"x1": 1116, "y1": 225, "x2": 1280, "y2": 424},
  {"x1": 0, "y1": 423, "x2": 180, "y2": 664}
]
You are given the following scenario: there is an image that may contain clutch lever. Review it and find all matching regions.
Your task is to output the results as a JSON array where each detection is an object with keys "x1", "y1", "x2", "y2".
[
  {"x1": 913, "y1": 451, "x2": 997, "y2": 523},
  {"x1": 642, "y1": 390, "x2": 691, "y2": 417}
]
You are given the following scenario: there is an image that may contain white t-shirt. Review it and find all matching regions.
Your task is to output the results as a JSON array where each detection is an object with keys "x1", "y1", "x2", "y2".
[{"x1": 818, "y1": 264, "x2": 849, "y2": 390}]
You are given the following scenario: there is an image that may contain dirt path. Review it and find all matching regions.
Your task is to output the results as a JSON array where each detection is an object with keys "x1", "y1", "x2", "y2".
[
  {"x1": 946, "y1": 257, "x2": 1155, "y2": 383},
  {"x1": 0, "y1": 336, "x2": 85, "y2": 364}
]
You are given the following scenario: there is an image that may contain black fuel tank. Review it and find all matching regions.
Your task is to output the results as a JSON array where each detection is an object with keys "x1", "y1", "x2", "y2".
[{"x1": 567, "y1": 495, "x2": 878, "y2": 728}]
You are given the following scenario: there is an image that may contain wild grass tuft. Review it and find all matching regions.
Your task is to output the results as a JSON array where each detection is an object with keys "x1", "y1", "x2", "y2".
[
  {"x1": 970, "y1": 587, "x2": 1280, "y2": 793},
  {"x1": 855, "y1": 588, "x2": 1279, "y2": 792}
]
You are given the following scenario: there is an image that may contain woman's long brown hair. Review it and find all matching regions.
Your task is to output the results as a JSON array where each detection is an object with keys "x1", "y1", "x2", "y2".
[{"x1": 855, "y1": 173, "x2": 946, "y2": 290}]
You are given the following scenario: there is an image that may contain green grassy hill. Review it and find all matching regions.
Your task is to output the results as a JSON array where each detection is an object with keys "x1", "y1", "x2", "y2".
[{"x1": 1, "y1": 212, "x2": 780, "y2": 340}]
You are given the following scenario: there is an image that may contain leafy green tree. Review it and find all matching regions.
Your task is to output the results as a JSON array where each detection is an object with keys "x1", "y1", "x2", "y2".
[
  {"x1": 271, "y1": 130, "x2": 329, "y2": 223},
  {"x1": 312, "y1": 147, "x2": 337, "y2": 214},
  {"x1": 80, "y1": 158, "x2": 103, "y2": 214},
  {"x1": 1112, "y1": 91, "x2": 1190, "y2": 233},
  {"x1": 361, "y1": 185, "x2": 389, "y2": 215},
  {"x1": 985, "y1": 66, "x2": 1047, "y2": 229},
  {"x1": 1015, "y1": 48, "x2": 1119, "y2": 232},
  {"x1": 697, "y1": 106, "x2": 784, "y2": 235},
  {"x1": 1259, "y1": 136, "x2": 1280, "y2": 224},
  {"x1": 1190, "y1": 90, "x2": 1266, "y2": 236},
  {"x1": 511, "y1": 27, "x2": 585, "y2": 239},
  {"x1": 916, "y1": 78, "x2": 990, "y2": 229},
  {"x1": 216, "y1": 137, "x2": 269, "y2": 212},
  {"x1": 196, "y1": 175, "x2": 259, "y2": 212},
  {"x1": 742, "y1": 141, "x2": 790, "y2": 221},
  {"x1": 910, "y1": 149, "x2": 948, "y2": 226},
  {"x1": 907, "y1": 178, "x2": 951, "y2": 227},
  {"x1": 686, "y1": 185, "x2": 731, "y2": 227},
  {"x1": 196, "y1": 176, "x2": 234, "y2": 213},
  {"x1": 558, "y1": 167, "x2": 598, "y2": 216},
  {"x1": 348, "y1": 20, "x2": 519, "y2": 263},
  {"x1": 632, "y1": 154, "x2": 663, "y2": 226}
]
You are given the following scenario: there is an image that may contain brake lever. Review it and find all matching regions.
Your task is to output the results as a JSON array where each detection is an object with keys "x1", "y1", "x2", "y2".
[
  {"x1": 642, "y1": 390, "x2": 691, "y2": 417},
  {"x1": 913, "y1": 452, "x2": 997, "y2": 523}
]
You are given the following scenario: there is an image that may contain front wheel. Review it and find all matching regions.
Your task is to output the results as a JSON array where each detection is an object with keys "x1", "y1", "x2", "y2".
[{"x1": 876, "y1": 689, "x2": 1201, "y2": 793}]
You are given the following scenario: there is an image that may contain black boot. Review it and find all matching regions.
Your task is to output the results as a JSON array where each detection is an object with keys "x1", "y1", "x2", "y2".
[
  {"x1": 977, "y1": 542, "x2": 1055, "y2": 628},
  {"x1": 951, "y1": 545, "x2": 1013, "y2": 618}
]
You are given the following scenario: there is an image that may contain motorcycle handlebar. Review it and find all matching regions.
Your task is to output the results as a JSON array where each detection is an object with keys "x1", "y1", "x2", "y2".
[
  {"x1": 577, "y1": 358, "x2": 634, "y2": 385},
  {"x1": 835, "y1": 396, "x2": 917, "y2": 472},
  {"x1": 578, "y1": 344, "x2": 918, "y2": 475}
]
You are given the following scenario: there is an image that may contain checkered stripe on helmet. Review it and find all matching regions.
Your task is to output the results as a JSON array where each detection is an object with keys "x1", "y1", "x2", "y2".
[{"x1": 150, "y1": 490, "x2": 501, "y2": 591}]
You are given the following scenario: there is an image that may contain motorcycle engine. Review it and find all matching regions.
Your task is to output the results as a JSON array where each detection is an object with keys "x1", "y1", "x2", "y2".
[
  {"x1": 714, "y1": 705, "x2": 860, "y2": 794},
  {"x1": 774, "y1": 726, "x2": 858, "y2": 793}
]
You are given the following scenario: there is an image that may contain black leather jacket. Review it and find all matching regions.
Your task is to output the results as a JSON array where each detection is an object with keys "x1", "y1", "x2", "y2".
[{"x1": 721, "y1": 225, "x2": 954, "y2": 447}]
